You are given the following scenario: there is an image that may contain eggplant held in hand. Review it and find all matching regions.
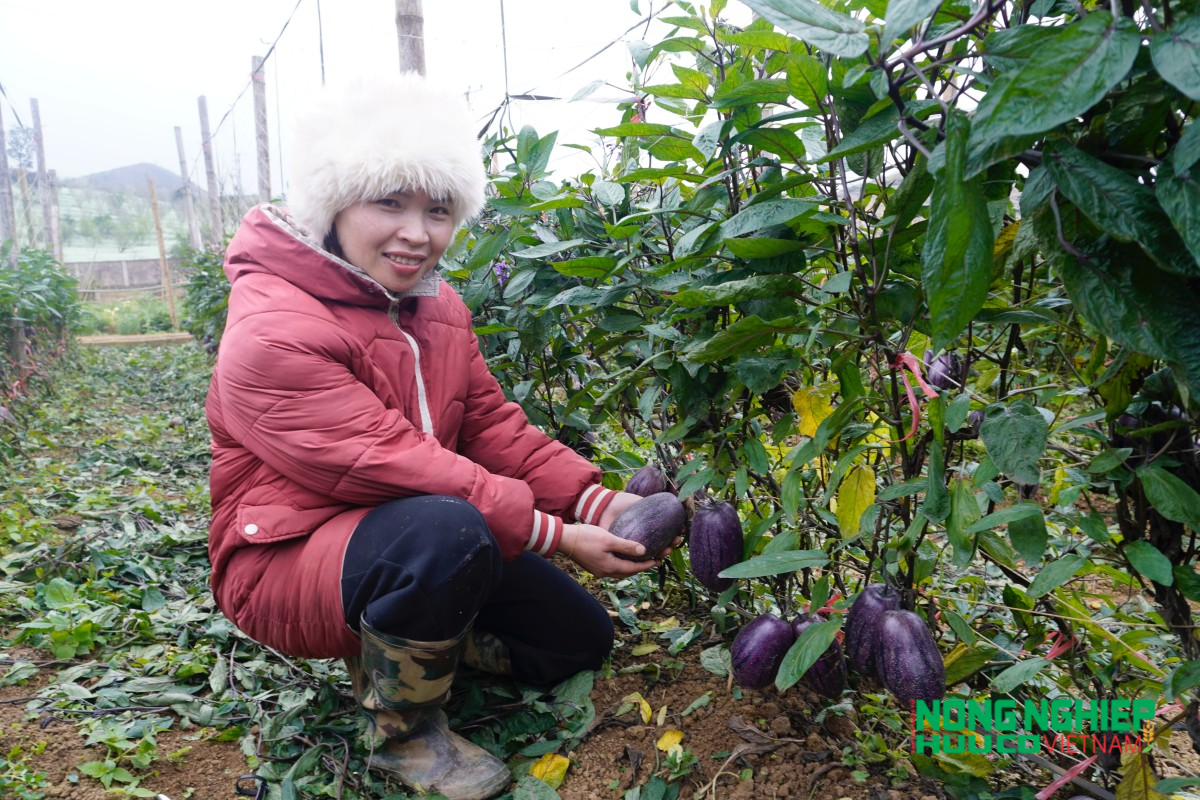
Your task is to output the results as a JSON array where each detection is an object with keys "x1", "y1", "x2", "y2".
[{"x1": 610, "y1": 492, "x2": 686, "y2": 561}]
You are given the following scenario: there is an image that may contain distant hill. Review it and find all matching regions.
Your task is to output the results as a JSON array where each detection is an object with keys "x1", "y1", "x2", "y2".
[{"x1": 60, "y1": 163, "x2": 188, "y2": 200}]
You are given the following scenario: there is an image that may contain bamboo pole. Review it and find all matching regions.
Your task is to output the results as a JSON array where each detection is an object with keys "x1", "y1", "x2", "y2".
[
  {"x1": 0, "y1": 103, "x2": 17, "y2": 258},
  {"x1": 48, "y1": 169, "x2": 62, "y2": 262},
  {"x1": 252, "y1": 56, "x2": 271, "y2": 203},
  {"x1": 395, "y1": 0, "x2": 426, "y2": 75},
  {"x1": 147, "y1": 179, "x2": 178, "y2": 330},
  {"x1": 30, "y1": 99, "x2": 55, "y2": 253},
  {"x1": 198, "y1": 95, "x2": 224, "y2": 245},
  {"x1": 175, "y1": 126, "x2": 202, "y2": 249}
]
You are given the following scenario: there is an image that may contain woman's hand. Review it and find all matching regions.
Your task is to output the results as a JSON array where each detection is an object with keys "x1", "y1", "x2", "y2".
[
  {"x1": 597, "y1": 491, "x2": 642, "y2": 531},
  {"x1": 560, "y1": 523, "x2": 661, "y2": 579}
]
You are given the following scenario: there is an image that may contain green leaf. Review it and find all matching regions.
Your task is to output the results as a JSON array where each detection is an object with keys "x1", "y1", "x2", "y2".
[
  {"x1": 724, "y1": 238, "x2": 807, "y2": 260},
  {"x1": 1026, "y1": 554, "x2": 1086, "y2": 597},
  {"x1": 967, "y1": 12, "x2": 1140, "y2": 175},
  {"x1": 1156, "y1": 166, "x2": 1200, "y2": 268},
  {"x1": 943, "y1": 642, "x2": 993, "y2": 685},
  {"x1": 740, "y1": 0, "x2": 869, "y2": 57},
  {"x1": 1116, "y1": 753, "x2": 1169, "y2": 800},
  {"x1": 966, "y1": 502, "x2": 1043, "y2": 535},
  {"x1": 922, "y1": 440, "x2": 950, "y2": 524},
  {"x1": 719, "y1": 197, "x2": 815, "y2": 239},
  {"x1": 884, "y1": 0, "x2": 941, "y2": 44},
  {"x1": 510, "y1": 239, "x2": 587, "y2": 259},
  {"x1": 1158, "y1": 777, "x2": 1200, "y2": 794},
  {"x1": 1138, "y1": 466, "x2": 1200, "y2": 531},
  {"x1": 1008, "y1": 506, "x2": 1048, "y2": 564},
  {"x1": 922, "y1": 113, "x2": 994, "y2": 350},
  {"x1": 991, "y1": 657, "x2": 1049, "y2": 693},
  {"x1": 775, "y1": 618, "x2": 841, "y2": 692},
  {"x1": 946, "y1": 478, "x2": 982, "y2": 566},
  {"x1": 1124, "y1": 540, "x2": 1175, "y2": 586},
  {"x1": 1176, "y1": 565, "x2": 1200, "y2": 601},
  {"x1": 672, "y1": 275, "x2": 808, "y2": 308},
  {"x1": 712, "y1": 78, "x2": 792, "y2": 110},
  {"x1": 514, "y1": 774, "x2": 563, "y2": 800},
  {"x1": 1045, "y1": 143, "x2": 1197, "y2": 277},
  {"x1": 1163, "y1": 661, "x2": 1200, "y2": 702},
  {"x1": 1174, "y1": 121, "x2": 1200, "y2": 173},
  {"x1": 1151, "y1": 16, "x2": 1200, "y2": 101},
  {"x1": 1050, "y1": 237, "x2": 1200, "y2": 399},
  {"x1": 979, "y1": 402, "x2": 1048, "y2": 486},
  {"x1": 683, "y1": 315, "x2": 801, "y2": 362},
  {"x1": 786, "y1": 54, "x2": 829, "y2": 109},
  {"x1": 823, "y1": 107, "x2": 901, "y2": 162},
  {"x1": 717, "y1": 549, "x2": 829, "y2": 579},
  {"x1": 43, "y1": 578, "x2": 77, "y2": 610}
]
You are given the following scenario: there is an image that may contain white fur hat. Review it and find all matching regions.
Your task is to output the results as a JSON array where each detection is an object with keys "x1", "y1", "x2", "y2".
[{"x1": 285, "y1": 73, "x2": 487, "y2": 242}]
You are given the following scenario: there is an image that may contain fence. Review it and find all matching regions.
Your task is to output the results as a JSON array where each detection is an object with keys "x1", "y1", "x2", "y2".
[{"x1": 65, "y1": 258, "x2": 191, "y2": 302}]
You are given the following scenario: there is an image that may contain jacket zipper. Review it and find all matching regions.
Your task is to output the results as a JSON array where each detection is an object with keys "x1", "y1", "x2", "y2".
[{"x1": 389, "y1": 302, "x2": 435, "y2": 435}]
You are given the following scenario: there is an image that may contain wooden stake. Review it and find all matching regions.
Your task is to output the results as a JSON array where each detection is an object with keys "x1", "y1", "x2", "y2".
[
  {"x1": 175, "y1": 126, "x2": 202, "y2": 249},
  {"x1": 395, "y1": 0, "x2": 426, "y2": 75},
  {"x1": 252, "y1": 56, "x2": 272, "y2": 203},
  {"x1": 147, "y1": 179, "x2": 178, "y2": 330},
  {"x1": 31, "y1": 99, "x2": 55, "y2": 253},
  {"x1": 198, "y1": 95, "x2": 224, "y2": 246}
]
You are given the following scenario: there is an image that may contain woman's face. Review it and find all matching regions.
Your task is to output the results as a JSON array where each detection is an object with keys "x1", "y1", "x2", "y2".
[{"x1": 332, "y1": 189, "x2": 457, "y2": 294}]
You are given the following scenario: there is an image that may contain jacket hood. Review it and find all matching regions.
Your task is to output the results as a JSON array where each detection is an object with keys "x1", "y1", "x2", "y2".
[{"x1": 224, "y1": 204, "x2": 441, "y2": 307}]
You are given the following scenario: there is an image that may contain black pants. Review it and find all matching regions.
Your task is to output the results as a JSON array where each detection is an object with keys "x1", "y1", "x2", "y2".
[{"x1": 340, "y1": 495, "x2": 613, "y2": 686}]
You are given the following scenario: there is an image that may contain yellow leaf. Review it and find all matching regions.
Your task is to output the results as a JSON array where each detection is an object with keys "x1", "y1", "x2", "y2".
[
  {"x1": 631, "y1": 643, "x2": 661, "y2": 656},
  {"x1": 1114, "y1": 751, "x2": 1167, "y2": 800},
  {"x1": 529, "y1": 753, "x2": 570, "y2": 789},
  {"x1": 622, "y1": 692, "x2": 652, "y2": 724},
  {"x1": 792, "y1": 385, "x2": 835, "y2": 438},
  {"x1": 836, "y1": 465, "x2": 876, "y2": 538},
  {"x1": 993, "y1": 220, "x2": 1020, "y2": 265},
  {"x1": 656, "y1": 729, "x2": 685, "y2": 752},
  {"x1": 656, "y1": 704, "x2": 668, "y2": 726}
]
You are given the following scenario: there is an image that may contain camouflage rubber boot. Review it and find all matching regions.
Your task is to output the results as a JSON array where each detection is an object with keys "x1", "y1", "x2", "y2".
[
  {"x1": 345, "y1": 620, "x2": 510, "y2": 800},
  {"x1": 461, "y1": 629, "x2": 512, "y2": 676}
]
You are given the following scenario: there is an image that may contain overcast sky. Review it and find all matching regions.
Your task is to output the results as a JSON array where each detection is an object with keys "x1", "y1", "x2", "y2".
[{"x1": 1, "y1": 0, "x2": 750, "y2": 195}]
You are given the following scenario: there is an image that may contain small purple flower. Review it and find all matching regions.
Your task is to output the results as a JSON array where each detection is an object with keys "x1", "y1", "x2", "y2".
[{"x1": 492, "y1": 259, "x2": 510, "y2": 286}]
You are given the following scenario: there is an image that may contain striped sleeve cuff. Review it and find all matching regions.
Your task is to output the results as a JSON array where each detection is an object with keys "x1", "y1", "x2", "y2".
[
  {"x1": 574, "y1": 484, "x2": 620, "y2": 526},
  {"x1": 527, "y1": 511, "x2": 564, "y2": 557}
]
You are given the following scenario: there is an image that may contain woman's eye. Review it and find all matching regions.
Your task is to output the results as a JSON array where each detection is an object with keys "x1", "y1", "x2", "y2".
[
  {"x1": 431, "y1": 205, "x2": 452, "y2": 216},
  {"x1": 376, "y1": 198, "x2": 401, "y2": 209}
]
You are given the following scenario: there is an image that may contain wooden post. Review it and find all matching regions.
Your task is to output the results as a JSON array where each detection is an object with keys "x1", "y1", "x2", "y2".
[
  {"x1": 198, "y1": 95, "x2": 224, "y2": 245},
  {"x1": 147, "y1": 179, "x2": 178, "y2": 330},
  {"x1": 395, "y1": 0, "x2": 426, "y2": 75},
  {"x1": 31, "y1": 99, "x2": 54, "y2": 253},
  {"x1": 175, "y1": 126, "x2": 202, "y2": 249},
  {"x1": 0, "y1": 103, "x2": 17, "y2": 257},
  {"x1": 252, "y1": 56, "x2": 272, "y2": 203}
]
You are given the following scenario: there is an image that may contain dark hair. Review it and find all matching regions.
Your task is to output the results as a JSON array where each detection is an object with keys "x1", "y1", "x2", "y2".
[{"x1": 323, "y1": 226, "x2": 343, "y2": 258}]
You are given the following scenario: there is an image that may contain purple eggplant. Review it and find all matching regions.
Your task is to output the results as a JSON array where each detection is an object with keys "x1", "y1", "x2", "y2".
[
  {"x1": 791, "y1": 614, "x2": 847, "y2": 698},
  {"x1": 876, "y1": 610, "x2": 946, "y2": 703},
  {"x1": 844, "y1": 583, "x2": 902, "y2": 678},
  {"x1": 732, "y1": 614, "x2": 794, "y2": 690},
  {"x1": 688, "y1": 500, "x2": 744, "y2": 592},
  {"x1": 626, "y1": 465, "x2": 669, "y2": 497}
]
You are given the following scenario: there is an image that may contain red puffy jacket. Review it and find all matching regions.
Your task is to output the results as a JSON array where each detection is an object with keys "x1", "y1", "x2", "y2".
[{"x1": 206, "y1": 206, "x2": 606, "y2": 657}]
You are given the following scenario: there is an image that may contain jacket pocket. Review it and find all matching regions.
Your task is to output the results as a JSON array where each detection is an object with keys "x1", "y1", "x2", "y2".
[{"x1": 234, "y1": 483, "x2": 346, "y2": 545}]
